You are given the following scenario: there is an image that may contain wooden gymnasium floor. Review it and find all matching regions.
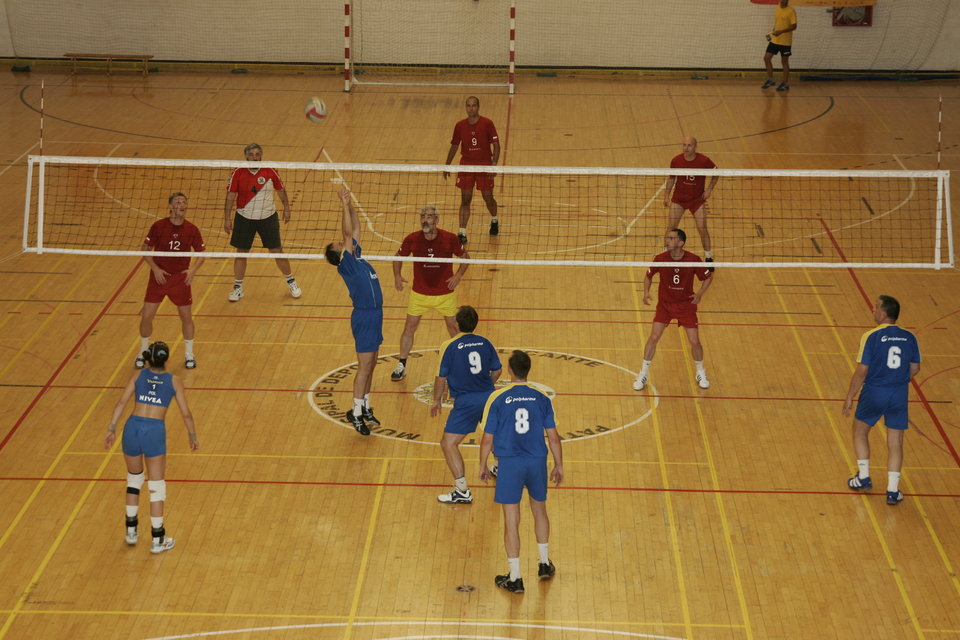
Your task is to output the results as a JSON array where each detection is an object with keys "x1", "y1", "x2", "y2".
[{"x1": 0, "y1": 67, "x2": 957, "y2": 640}]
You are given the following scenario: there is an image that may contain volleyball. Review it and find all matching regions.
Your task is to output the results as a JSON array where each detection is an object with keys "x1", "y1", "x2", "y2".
[{"x1": 304, "y1": 97, "x2": 327, "y2": 122}]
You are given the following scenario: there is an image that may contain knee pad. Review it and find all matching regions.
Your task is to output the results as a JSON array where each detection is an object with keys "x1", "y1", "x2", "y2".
[
  {"x1": 126, "y1": 471, "x2": 145, "y2": 495},
  {"x1": 147, "y1": 479, "x2": 167, "y2": 502}
]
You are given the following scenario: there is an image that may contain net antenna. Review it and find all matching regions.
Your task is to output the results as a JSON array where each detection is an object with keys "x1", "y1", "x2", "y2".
[
  {"x1": 344, "y1": 0, "x2": 515, "y2": 94},
  {"x1": 23, "y1": 156, "x2": 953, "y2": 270}
]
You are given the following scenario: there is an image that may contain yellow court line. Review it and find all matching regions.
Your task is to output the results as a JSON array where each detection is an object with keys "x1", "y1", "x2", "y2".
[
  {"x1": 765, "y1": 268, "x2": 924, "y2": 638},
  {"x1": 342, "y1": 459, "x2": 390, "y2": 640},
  {"x1": 628, "y1": 266, "x2": 693, "y2": 640}
]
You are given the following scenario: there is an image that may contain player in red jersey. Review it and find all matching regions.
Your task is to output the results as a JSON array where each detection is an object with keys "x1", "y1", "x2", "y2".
[
  {"x1": 443, "y1": 96, "x2": 501, "y2": 245},
  {"x1": 390, "y1": 205, "x2": 471, "y2": 381},
  {"x1": 137, "y1": 193, "x2": 206, "y2": 370},
  {"x1": 633, "y1": 228, "x2": 713, "y2": 391},
  {"x1": 223, "y1": 143, "x2": 301, "y2": 302},
  {"x1": 663, "y1": 137, "x2": 718, "y2": 268}
]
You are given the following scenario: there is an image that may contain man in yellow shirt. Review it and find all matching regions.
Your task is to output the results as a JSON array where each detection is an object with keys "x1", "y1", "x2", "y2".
[{"x1": 762, "y1": 0, "x2": 797, "y2": 92}]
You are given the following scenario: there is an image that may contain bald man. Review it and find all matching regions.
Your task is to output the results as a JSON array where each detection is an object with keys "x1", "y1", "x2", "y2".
[{"x1": 663, "y1": 137, "x2": 718, "y2": 267}]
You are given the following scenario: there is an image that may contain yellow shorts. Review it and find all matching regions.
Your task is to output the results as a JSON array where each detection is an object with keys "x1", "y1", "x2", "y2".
[{"x1": 407, "y1": 290, "x2": 458, "y2": 317}]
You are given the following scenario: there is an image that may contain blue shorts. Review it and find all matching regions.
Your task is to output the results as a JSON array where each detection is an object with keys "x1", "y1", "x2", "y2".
[
  {"x1": 494, "y1": 456, "x2": 548, "y2": 504},
  {"x1": 122, "y1": 416, "x2": 167, "y2": 457},
  {"x1": 351, "y1": 307, "x2": 383, "y2": 354},
  {"x1": 445, "y1": 391, "x2": 492, "y2": 435},
  {"x1": 855, "y1": 384, "x2": 909, "y2": 430}
]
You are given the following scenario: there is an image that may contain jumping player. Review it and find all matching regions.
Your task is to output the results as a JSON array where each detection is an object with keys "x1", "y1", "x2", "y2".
[
  {"x1": 663, "y1": 137, "x2": 718, "y2": 267},
  {"x1": 633, "y1": 228, "x2": 714, "y2": 391},
  {"x1": 844, "y1": 295, "x2": 921, "y2": 505},
  {"x1": 431, "y1": 305, "x2": 502, "y2": 504}
]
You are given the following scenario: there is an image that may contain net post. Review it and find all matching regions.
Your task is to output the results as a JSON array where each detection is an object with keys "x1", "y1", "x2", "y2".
[
  {"x1": 36, "y1": 156, "x2": 46, "y2": 254},
  {"x1": 23, "y1": 156, "x2": 34, "y2": 252},
  {"x1": 944, "y1": 173, "x2": 955, "y2": 269},
  {"x1": 343, "y1": 1, "x2": 352, "y2": 92},
  {"x1": 508, "y1": 0, "x2": 516, "y2": 95}
]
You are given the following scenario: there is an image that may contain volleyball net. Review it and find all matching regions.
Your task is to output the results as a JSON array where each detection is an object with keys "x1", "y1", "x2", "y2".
[{"x1": 23, "y1": 155, "x2": 954, "y2": 269}]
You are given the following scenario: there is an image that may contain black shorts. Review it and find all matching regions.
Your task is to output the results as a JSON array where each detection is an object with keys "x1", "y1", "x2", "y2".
[
  {"x1": 765, "y1": 43, "x2": 792, "y2": 57},
  {"x1": 231, "y1": 212, "x2": 282, "y2": 250}
]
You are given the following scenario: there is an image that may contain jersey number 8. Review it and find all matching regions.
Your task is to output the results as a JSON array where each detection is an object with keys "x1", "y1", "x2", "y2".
[{"x1": 514, "y1": 407, "x2": 530, "y2": 434}]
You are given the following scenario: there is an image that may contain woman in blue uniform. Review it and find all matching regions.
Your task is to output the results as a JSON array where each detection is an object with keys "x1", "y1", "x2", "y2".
[{"x1": 105, "y1": 341, "x2": 198, "y2": 554}]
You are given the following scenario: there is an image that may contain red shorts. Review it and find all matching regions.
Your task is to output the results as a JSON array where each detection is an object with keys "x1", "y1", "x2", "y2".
[
  {"x1": 145, "y1": 271, "x2": 192, "y2": 307},
  {"x1": 456, "y1": 171, "x2": 494, "y2": 192},
  {"x1": 671, "y1": 195, "x2": 705, "y2": 214},
  {"x1": 653, "y1": 300, "x2": 699, "y2": 328}
]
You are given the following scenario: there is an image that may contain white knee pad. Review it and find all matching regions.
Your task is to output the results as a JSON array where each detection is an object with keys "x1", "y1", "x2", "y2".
[
  {"x1": 126, "y1": 471, "x2": 145, "y2": 495},
  {"x1": 147, "y1": 479, "x2": 167, "y2": 502}
]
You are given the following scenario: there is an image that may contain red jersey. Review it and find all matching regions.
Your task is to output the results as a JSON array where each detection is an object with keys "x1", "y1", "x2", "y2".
[
  {"x1": 227, "y1": 167, "x2": 285, "y2": 220},
  {"x1": 451, "y1": 116, "x2": 499, "y2": 166},
  {"x1": 397, "y1": 229, "x2": 465, "y2": 296},
  {"x1": 144, "y1": 218, "x2": 205, "y2": 275},
  {"x1": 669, "y1": 153, "x2": 716, "y2": 202},
  {"x1": 646, "y1": 250, "x2": 711, "y2": 304}
]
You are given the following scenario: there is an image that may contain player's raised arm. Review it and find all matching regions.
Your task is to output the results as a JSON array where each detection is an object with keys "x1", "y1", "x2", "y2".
[{"x1": 338, "y1": 186, "x2": 360, "y2": 246}]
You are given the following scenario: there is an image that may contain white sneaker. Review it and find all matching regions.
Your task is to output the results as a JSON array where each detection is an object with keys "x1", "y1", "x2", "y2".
[
  {"x1": 696, "y1": 371, "x2": 711, "y2": 389},
  {"x1": 287, "y1": 280, "x2": 302, "y2": 299},
  {"x1": 125, "y1": 527, "x2": 138, "y2": 545},
  {"x1": 438, "y1": 488, "x2": 472, "y2": 504},
  {"x1": 390, "y1": 361, "x2": 406, "y2": 381},
  {"x1": 228, "y1": 285, "x2": 244, "y2": 302},
  {"x1": 632, "y1": 373, "x2": 648, "y2": 391},
  {"x1": 150, "y1": 536, "x2": 175, "y2": 554},
  {"x1": 134, "y1": 356, "x2": 145, "y2": 369}
]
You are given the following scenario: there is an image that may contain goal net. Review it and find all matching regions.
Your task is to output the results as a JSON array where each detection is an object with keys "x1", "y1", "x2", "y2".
[
  {"x1": 23, "y1": 155, "x2": 953, "y2": 270},
  {"x1": 346, "y1": 0, "x2": 515, "y2": 93}
]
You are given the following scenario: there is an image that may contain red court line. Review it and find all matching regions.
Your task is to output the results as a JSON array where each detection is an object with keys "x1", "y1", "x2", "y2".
[
  {"x1": 818, "y1": 216, "x2": 960, "y2": 468},
  {"x1": 0, "y1": 261, "x2": 143, "y2": 453},
  {"x1": 1, "y1": 475, "x2": 957, "y2": 500}
]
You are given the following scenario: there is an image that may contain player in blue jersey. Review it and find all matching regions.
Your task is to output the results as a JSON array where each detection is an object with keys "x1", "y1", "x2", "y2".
[
  {"x1": 843, "y1": 295, "x2": 921, "y2": 505},
  {"x1": 478, "y1": 350, "x2": 563, "y2": 593},
  {"x1": 105, "y1": 341, "x2": 199, "y2": 554},
  {"x1": 325, "y1": 186, "x2": 384, "y2": 436},
  {"x1": 430, "y1": 305, "x2": 502, "y2": 504}
]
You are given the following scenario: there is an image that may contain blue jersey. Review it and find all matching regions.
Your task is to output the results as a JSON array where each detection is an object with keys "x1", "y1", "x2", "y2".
[
  {"x1": 857, "y1": 324, "x2": 921, "y2": 387},
  {"x1": 135, "y1": 369, "x2": 176, "y2": 408},
  {"x1": 436, "y1": 333, "x2": 501, "y2": 397},
  {"x1": 481, "y1": 383, "x2": 556, "y2": 458},
  {"x1": 338, "y1": 240, "x2": 383, "y2": 310}
]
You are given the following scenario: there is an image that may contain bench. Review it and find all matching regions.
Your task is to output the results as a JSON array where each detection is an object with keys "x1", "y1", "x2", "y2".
[{"x1": 64, "y1": 53, "x2": 154, "y2": 76}]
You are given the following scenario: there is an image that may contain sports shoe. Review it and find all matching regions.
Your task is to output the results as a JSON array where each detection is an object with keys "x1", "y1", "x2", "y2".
[
  {"x1": 134, "y1": 356, "x2": 145, "y2": 369},
  {"x1": 696, "y1": 371, "x2": 710, "y2": 389},
  {"x1": 438, "y1": 488, "x2": 472, "y2": 504},
  {"x1": 494, "y1": 574, "x2": 525, "y2": 593},
  {"x1": 632, "y1": 373, "x2": 648, "y2": 391},
  {"x1": 228, "y1": 285, "x2": 244, "y2": 302},
  {"x1": 776, "y1": 82, "x2": 790, "y2": 92},
  {"x1": 761, "y1": 78, "x2": 776, "y2": 89},
  {"x1": 848, "y1": 473, "x2": 872, "y2": 491},
  {"x1": 287, "y1": 279, "x2": 302, "y2": 299},
  {"x1": 391, "y1": 361, "x2": 406, "y2": 381},
  {"x1": 150, "y1": 536, "x2": 175, "y2": 554},
  {"x1": 489, "y1": 220, "x2": 499, "y2": 236},
  {"x1": 489, "y1": 464, "x2": 498, "y2": 478},
  {"x1": 538, "y1": 560, "x2": 556, "y2": 580},
  {"x1": 125, "y1": 527, "x2": 138, "y2": 545},
  {"x1": 361, "y1": 406, "x2": 381, "y2": 426},
  {"x1": 886, "y1": 490, "x2": 904, "y2": 505},
  {"x1": 706, "y1": 256, "x2": 715, "y2": 273},
  {"x1": 347, "y1": 409, "x2": 370, "y2": 436},
  {"x1": 185, "y1": 359, "x2": 197, "y2": 370},
  {"x1": 457, "y1": 232, "x2": 468, "y2": 245}
]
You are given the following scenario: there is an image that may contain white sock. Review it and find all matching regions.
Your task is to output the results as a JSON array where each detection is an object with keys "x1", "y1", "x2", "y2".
[
  {"x1": 363, "y1": 394, "x2": 371, "y2": 409},
  {"x1": 694, "y1": 360, "x2": 706, "y2": 375},
  {"x1": 491, "y1": 216, "x2": 499, "y2": 223},
  {"x1": 455, "y1": 476, "x2": 468, "y2": 492},
  {"x1": 140, "y1": 336, "x2": 150, "y2": 353},
  {"x1": 353, "y1": 397, "x2": 364, "y2": 415},
  {"x1": 126, "y1": 505, "x2": 138, "y2": 518},
  {"x1": 284, "y1": 273, "x2": 295, "y2": 283},
  {"x1": 887, "y1": 471, "x2": 901, "y2": 492},
  {"x1": 705, "y1": 250, "x2": 713, "y2": 259},
  {"x1": 538, "y1": 543, "x2": 549, "y2": 564},
  {"x1": 641, "y1": 360, "x2": 651, "y2": 375},
  {"x1": 150, "y1": 516, "x2": 163, "y2": 529},
  {"x1": 857, "y1": 459, "x2": 870, "y2": 479},
  {"x1": 508, "y1": 557, "x2": 521, "y2": 581},
  {"x1": 184, "y1": 339, "x2": 195, "y2": 360},
  {"x1": 233, "y1": 279, "x2": 243, "y2": 288},
  {"x1": 459, "y1": 227, "x2": 467, "y2": 235}
]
